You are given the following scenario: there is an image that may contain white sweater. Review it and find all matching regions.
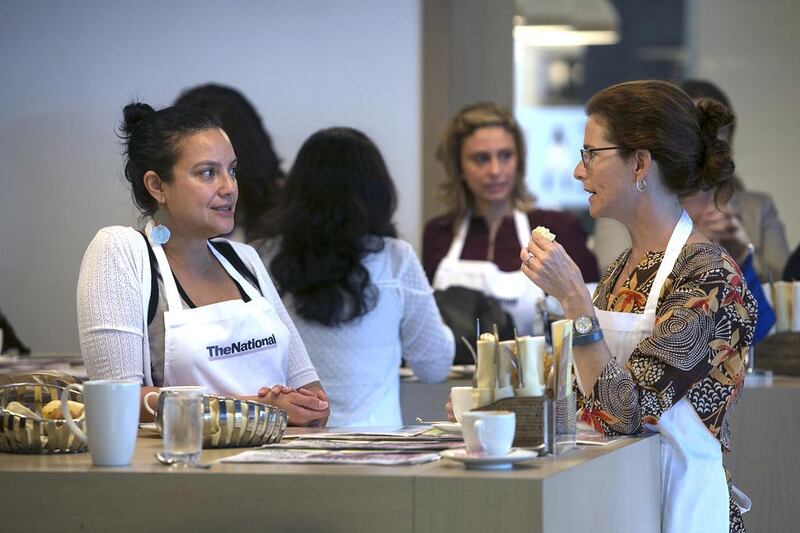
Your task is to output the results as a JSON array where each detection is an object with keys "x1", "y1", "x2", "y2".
[
  {"x1": 258, "y1": 237, "x2": 455, "y2": 427},
  {"x1": 77, "y1": 226, "x2": 318, "y2": 390}
]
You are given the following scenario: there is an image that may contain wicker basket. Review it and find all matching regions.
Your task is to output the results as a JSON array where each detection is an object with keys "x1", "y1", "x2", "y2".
[
  {"x1": 0, "y1": 383, "x2": 88, "y2": 454},
  {"x1": 476, "y1": 394, "x2": 576, "y2": 452}
]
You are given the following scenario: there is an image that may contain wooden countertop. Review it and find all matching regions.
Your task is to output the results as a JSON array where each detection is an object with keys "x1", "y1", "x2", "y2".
[{"x1": 1, "y1": 429, "x2": 660, "y2": 533}]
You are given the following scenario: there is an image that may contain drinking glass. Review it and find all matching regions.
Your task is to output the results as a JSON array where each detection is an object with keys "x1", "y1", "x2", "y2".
[{"x1": 162, "y1": 391, "x2": 204, "y2": 465}]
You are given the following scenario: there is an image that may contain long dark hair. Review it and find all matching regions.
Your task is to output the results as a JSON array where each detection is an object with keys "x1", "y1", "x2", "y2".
[
  {"x1": 175, "y1": 84, "x2": 284, "y2": 239},
  {"x1": 260, "y1": 127, "x2": 398, "y2": 326}
]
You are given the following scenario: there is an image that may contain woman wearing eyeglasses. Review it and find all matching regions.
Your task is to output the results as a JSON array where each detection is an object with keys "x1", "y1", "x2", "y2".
[
  {"x1": 422, "y1": 102, "x2": 600, "y2": 339},
  {"x1": 521, "y1": 80, "x2": 756, "y2": 533}
]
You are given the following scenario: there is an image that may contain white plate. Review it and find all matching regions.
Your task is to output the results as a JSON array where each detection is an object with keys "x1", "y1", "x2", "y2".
[
  {"x1": 431, "y1": 421, "x2": 462, "y2": 434},
  {"x1": 450, "y1": 364, "x2": 476, "y2": 377},
  {"x1": 138, "y1": 422, "x2": 159, "y2": 433},
  {"x1": 440, "y1": 448, "x2": 538, "y2": 470},
  {"x1": 398, "y1": 367, "x2": 415, "y2": 379}
]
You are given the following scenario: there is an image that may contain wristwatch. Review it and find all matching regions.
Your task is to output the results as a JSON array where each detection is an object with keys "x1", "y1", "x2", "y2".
[{"x1": 572, "y1": 314, "x2": 604, "y2": 346}]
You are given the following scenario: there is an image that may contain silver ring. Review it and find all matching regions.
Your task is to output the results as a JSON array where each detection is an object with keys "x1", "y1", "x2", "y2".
[{"x1": 524, "y1": 252, "x2": 534, "y2": 268}]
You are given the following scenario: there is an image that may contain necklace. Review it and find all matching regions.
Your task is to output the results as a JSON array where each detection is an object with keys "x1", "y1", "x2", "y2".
[{"x1": 619, "y1": 252, "x2": 639, "y2": 284}]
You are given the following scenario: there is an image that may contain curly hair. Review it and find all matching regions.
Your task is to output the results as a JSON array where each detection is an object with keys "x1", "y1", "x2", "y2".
[
  {"x1": 436, "y1": 102, "x2": 532, "y2": 224},
  {"x1": 258, "y1": 127, "x2": 398, "y2": 326}
]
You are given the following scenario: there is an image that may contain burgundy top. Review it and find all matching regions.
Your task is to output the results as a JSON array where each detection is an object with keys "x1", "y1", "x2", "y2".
[{"x1": 422, "y1": 209, "x2": 600, "y2": 283}]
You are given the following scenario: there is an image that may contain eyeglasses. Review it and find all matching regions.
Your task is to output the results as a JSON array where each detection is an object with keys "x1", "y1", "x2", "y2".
[{"x1": 580, "y1": 146, "x2": 625, "y2": 167}]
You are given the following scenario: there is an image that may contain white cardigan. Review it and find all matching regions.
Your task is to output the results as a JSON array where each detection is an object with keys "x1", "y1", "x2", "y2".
[
  {"x1": 258, "y1": 237, "x2": 454, "y2": 427},
  {"x1": 77, "y1": 225, "x2": 318, "y2": 389}
]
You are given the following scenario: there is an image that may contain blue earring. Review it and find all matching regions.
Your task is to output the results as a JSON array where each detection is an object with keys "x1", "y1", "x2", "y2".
[{"x1": 152, "y1": 204, "x2": 171, "y2": 245}]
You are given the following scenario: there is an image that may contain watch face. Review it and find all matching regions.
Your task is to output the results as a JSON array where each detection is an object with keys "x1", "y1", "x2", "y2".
[{"x1": 575, "y1": 316, "x2": 593, "y2": 334}]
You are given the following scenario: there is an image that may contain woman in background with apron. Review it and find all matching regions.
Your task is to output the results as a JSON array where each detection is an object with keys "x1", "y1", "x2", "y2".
[
  {"x1": 77, "y1": 102, "x2": 328, "y2": 426},
  {"x1": 522, "y1": 81, "x2": 755, "y2": 532},
  {"x1": 422, "y1": 102, "x2": 599, "y2": 337}
]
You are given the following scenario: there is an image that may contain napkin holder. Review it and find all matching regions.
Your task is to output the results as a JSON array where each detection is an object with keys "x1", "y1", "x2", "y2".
[{"x1": 475, "y1": 393, "x2": 576, "y2": 455}]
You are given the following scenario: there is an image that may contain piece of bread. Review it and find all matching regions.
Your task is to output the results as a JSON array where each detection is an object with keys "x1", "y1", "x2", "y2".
[
  {"x1": 3, "y1": 401, "x2": 39, "y2": 419},
  {"x1": 533, "y1": 226, "x2": 556, "y2": 242},
  {"x1": 41, "y1": 399, "x2": 84, "y2": 420}
]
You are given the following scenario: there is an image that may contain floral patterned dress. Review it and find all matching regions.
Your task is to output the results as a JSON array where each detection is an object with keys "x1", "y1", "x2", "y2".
[{"x1": 579, "y1": 242, "x2": 756, "y2": 532}]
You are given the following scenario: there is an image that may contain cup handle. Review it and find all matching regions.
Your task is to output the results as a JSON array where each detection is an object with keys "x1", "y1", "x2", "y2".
[
  {"x1": 61, "y1": 384, "x2": 87, "y2": 443},
  {"x1": 143, "y1": 391, "x2": 158, "y2": 415},
  {"x1": 474, "y1": 419, "x2": 487, "y2": 452}
]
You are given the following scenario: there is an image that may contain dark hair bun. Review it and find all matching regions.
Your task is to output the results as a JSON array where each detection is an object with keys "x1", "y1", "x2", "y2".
[
  {"x1": 121, "y1": 102, "x2": 156, "y2": 135},
  {"x1": 696, "y1": 99, "x2": 735, "y2": 195}
]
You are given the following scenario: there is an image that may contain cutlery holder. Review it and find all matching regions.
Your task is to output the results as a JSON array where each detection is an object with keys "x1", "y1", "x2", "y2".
[{"x1": 476, "y1": 394, "x2": 576, "y2": 454}]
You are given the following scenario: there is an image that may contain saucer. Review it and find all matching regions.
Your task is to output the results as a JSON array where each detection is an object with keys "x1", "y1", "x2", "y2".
[
  {"x1": 430, "y1": 421, "x2": 462, "y2": 434},
  {"x1": 440, "y1": 448, "x2": 538, "y2": 470},
  {"x1": 450, "y1": 364, "x2": 476, "y2": 378}
]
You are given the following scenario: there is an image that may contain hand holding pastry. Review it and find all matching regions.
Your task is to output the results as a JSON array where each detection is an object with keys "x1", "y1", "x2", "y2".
[{"x1": 521, "y1": 226, "x2": 592, "y2": 316}]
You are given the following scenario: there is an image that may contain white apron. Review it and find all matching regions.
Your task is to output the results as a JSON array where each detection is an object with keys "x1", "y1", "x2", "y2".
[
  {"x1": 152, "y1": 240, "x2": 289, "y2": 395},
  {"x1": 584, "y1": 211, "x2": 742, "y2": 533},
  {"x1": 432, "y1": 209, "x2": 545, "y2": 335}
]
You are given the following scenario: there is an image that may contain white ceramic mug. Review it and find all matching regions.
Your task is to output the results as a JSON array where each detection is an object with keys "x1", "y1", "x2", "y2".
[
  {"x1": 461, "y1": 410, "x2": 515, "y2": 456},
  {"x1": 143, "y1": 386, "x2": 206, "y2": 430},
  {"x1": 450, "y1": 386, "x2": 474, "y2": 424},
  {"x1": 61, "y1": 380, "x2": 141, "y2": 466}
]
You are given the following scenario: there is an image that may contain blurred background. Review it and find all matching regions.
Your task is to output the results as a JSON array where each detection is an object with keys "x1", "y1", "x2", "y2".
[{"x1": 1, "y1": 0, "x2": 798, "y2": 353}]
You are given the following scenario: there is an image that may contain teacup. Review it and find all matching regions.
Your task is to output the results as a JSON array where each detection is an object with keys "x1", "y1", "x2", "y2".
[
  {"x1": 450, "y1": 386, "x2": 474, "y2": 424},
  {"x1": 143, "y1": 386, "x2": 206, "y2": 431},
  {"x1": 461, "y1": 410, "x2": 515, "y2": 456},
  {"x1": 61, "y1": 380, "x2": 141, "y2": 466}
]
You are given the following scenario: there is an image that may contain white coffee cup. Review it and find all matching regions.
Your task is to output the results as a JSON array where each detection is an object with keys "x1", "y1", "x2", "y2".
[
  {"x1": 450, "y1": 386, "x2": 474, "y2": 424},
  {"x1": 61, "y1": 380, "x2": 141, "y2": 466},
  {"x1": 461, "y1": 410, "x2": 516, "y2": 456}
]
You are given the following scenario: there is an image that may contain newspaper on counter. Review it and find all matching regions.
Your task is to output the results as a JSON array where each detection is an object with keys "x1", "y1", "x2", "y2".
[
  {"x1": 220, "y1": 448, "x2": 441, "y2": 466},
  {"x1": 282, "y1": 426, "x2": 460, "y2": 441},
  {"x1": 263, "y1": 438, "x2": 463, "y2": 451}
]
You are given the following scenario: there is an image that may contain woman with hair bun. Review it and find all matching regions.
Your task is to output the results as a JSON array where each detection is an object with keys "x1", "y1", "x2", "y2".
[
  {"x1": 175, "y1": 84, "x2": 285, "y2": 241},
  {"x1": 77, "y1": 102, "x2": 329, "y2": 426},
  {"x1": 520, "y1": 80, "x2": 756, "y2": 532}
]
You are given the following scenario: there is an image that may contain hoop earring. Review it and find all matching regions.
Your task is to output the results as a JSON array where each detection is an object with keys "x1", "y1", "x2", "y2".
[
  {"x1": 151, "y1": 204, "x2": 171, "y2": 245},
  {"x1": 635, "y1": 179, "x2": 647, "y2": 193}
]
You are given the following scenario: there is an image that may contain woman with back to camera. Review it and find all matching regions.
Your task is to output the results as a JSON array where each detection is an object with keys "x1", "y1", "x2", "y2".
[
  {"x1": 77, "y1": 102, "x2": 329, "y2": 426},
  {"x1": 423, "y1": 102, "x2": 599, "y2": 337},
  {"x1": 175, "y1": 83, "x2": 285, "y2": 242},
  {"x1": 521, "y1": 80, "x2": 756, "y2": 532},
  {"x1": 252, "y1": 127, "x2": 454, "y2": 427}
]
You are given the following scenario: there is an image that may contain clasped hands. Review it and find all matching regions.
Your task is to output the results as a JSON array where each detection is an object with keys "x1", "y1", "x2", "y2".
[{"x1": 257, "y1": 384, "x2": 330, "y2": 427}]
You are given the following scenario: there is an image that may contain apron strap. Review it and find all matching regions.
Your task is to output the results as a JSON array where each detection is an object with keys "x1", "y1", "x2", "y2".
[
  {"x1": 207, "y1": 244, "x2": 262, "y2": 300},
  {"x1": 443, "y1": 214, "x2": 471, "y2": 261},
  {"x1": 446, "y1": 209, "x2": 531, "y2": 262},
  {"x1": 147, "y1": 221, "x2": 184, "y2": 311},
  {"x1": 513, "y1": 209, "x2": 532, "y2": 248},
  {"x1": 644, "y1": 210, "x2": 694, "y2": 313},
  {"x1": 147, "y1": 221, "x2": 263, "y2": 310}
]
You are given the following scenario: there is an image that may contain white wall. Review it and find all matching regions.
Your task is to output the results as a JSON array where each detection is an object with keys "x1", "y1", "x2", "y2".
[
  {"x1": 0, "y1": 0, "x2": 422, "y2": 352},
  {"x1": 688, "y1": 0, "x2": 800, "y2": 249}
]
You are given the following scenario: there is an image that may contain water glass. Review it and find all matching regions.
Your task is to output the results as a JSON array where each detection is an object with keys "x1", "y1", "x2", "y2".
[{"x1": 162, "y1": 391, "x2": 204, "y2": 465}]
